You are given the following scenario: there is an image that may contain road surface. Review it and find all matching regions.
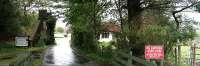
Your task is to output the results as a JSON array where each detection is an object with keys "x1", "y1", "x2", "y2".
[{"x1": 42, "y1": 34, "x2": 99, "y2": 66}]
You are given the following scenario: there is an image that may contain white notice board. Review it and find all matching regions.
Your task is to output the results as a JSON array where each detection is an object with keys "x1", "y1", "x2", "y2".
[{"x1": 15, "y1": 37, "x2": 28, "y2": 46}]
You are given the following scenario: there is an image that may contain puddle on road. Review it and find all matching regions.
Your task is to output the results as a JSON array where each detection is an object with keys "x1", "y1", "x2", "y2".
[
  {"x1": 53, "y1": 37, "x2": 75, "y2": 65},
  {"x1": 43, "y1": 35, "x2": 76, "y2": 66}
]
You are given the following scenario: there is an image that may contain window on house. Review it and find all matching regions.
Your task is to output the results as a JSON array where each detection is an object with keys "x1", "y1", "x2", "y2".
[{"x1": 102, "y1": 32, "x2": 109, "y2": 38}]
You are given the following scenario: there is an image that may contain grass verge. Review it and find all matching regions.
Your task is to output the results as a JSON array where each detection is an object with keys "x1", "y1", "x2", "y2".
[
  {"x1": 0, "y1": 45, "x2": 49, "y2": 66},
  {"x1": 74, "y1": 41, "x2": 116, "y2": 65}
]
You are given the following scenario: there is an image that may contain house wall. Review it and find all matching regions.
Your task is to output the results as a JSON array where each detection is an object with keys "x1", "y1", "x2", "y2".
[{"x1": 98, "y1": 32, "x2": 113, "y2": 42}]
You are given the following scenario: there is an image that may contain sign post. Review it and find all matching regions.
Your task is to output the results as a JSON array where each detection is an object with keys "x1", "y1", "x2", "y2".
[
  {"x1": 15, "y1": 33, "x2": 29, "y2": 47},
  {"x1": 145, "y1": 45, "x2": 164, "y2": 66},
  {"x1": 16, "y1": 37, "x2": 28, "y2": 47}
]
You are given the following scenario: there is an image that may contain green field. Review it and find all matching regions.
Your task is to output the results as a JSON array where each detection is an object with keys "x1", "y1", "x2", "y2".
[{"x1": 180, "y1": 46, "x2": 200, "y2": 66}]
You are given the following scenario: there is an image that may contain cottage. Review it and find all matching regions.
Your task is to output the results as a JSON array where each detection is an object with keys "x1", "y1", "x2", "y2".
[{"x1": 98, "y1": 22, "x2": 121, "y2": 42}]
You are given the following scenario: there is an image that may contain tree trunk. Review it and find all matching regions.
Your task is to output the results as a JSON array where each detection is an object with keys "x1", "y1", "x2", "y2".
[{"x1": 127, "y1": 0, "x2": 143, "y2": 51}]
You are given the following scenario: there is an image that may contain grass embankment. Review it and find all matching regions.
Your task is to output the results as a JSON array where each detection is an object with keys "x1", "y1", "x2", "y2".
[
  {"x1": 0, "y1": 41, "x2": 49, "y2": 66},
  {"x1": 0, "y1": 47, "x2": 48, "y2": 66},
  {"x1": 31, "y1": 47, "x2": 48, "y2": 66}
]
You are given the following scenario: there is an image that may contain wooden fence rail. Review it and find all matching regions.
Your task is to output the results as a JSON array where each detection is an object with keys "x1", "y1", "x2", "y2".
[{"x1": 113, "y1": 51, "x2": 156, "y2": 66}]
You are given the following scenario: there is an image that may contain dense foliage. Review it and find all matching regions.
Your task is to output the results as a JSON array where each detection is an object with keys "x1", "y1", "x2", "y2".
[
  {"x1": 66, "y1": 0, "x2": 107, "y2": 52},
  {"x1": 46, "y1": 14, "x2": 57, "y2": 45},
  {"x1": 0, "y1": 0, "x2": 40, "y2": 41},
  {"x1": 0, "y1": 0, "x2": 21, "y2": 39},
  {"x1": 20, "y1": 14, "x2": 39, "y2": 35},
  {"x1": 105, "y1": 1, "x2": 198, "y2": 65},
  {"x1": 197, "y1": 3, "x2": 200, "y2": 12}
]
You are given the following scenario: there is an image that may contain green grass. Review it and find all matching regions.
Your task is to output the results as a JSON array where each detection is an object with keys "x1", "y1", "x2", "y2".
[
  {"x1": 99, "y1": 42, "x2": 110, "y2": 48},
  {"x1": 0, "y1": 46, "x2": 48, "y2": 65},
  {"x1": 99, "y1": 42, "x2": 117, "y2": 50},
  {"x1": 31, "y1": 46, "x2": 48, "y2": 66},
  {"x1": 180, "y1": 46, "x2": 190, "y2": 66},
  {"x1": 181, "y1": 46, "x2": 190, "y2": 58},
  {"x1": 16, "y1": 46, "x2": 48, "y2": 52},
  {"x1": 181, "y1": 46, "x2": 200, "y2": 59},
  {"x1": 180, "y1": 64, "x2": 189, "y2": 66},
  {"x1": 180, "y1": 46, "x2": 200, "y2": 66},
  {"x1": 75, "y1": 42, "x2": 116, "y2": 65},
  {"x1": 0, "y1": 57, "x2": 19, "y2": 64},
  {"x1": 33, "y1": 59, "x2": 43, "y2": 66},
  {"x1": 196, "y1": 49, "x2": 200, "y2": 59},
  {"x1": 86, "y1": 50, "x2": 114, "y2": 63},
  {"x1": 0, "y1": 37, "x2": 50, "y2": 65},
  {"x1": 0, "y1": 52, "x2": 29, "y2": 65}
]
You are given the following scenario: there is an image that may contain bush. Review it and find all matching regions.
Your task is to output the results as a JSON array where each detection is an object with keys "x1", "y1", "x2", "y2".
[
  {"x1": 34, "y1": 33, "x2": 46, "y2": 47},
  {"x1": 0, "y1": 0, "x2": 22, "y2": 37},
  {"x1": 55, "y1": 27, "x2": 64, "y2": 33},
  {"x1": 79, "y1": 42, "x2": 116, "y2": 64},
  {"x1": 0, "y1": 41, "x2": 16, "y2": 53}
]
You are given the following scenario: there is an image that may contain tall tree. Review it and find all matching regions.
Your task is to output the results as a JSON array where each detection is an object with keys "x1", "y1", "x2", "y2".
[
  {"x1": 0, "y1": 0, "x2": 21, "y2": 40},
  {"x1": 67, "y1": 0, "x2": 107, "y2": 52},
  {"x1": 126, "y1": 0, "x2": 171, "y2": 56},
  {"x1": 125, "y1": 0, "x2": 200, "y2": 55}
]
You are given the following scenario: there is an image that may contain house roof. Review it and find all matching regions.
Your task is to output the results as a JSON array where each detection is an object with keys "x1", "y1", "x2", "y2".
[{"x1": 101, "y1": 22, "x2": 121, "y2": 32}]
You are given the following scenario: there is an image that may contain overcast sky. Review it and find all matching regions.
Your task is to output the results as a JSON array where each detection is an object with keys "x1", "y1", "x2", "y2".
[{"x1": 181, "y1": 11, "x2": 200, "y2": 32}]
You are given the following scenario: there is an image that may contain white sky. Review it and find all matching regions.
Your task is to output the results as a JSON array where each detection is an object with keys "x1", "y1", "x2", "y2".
[
  {"x1": 56, "y1": 18, "x2": 66, "y2": 28},
  {"x1": 182, "y1": 11, "x2": 200, "y2": 32},
  {"x1": 183, "y1": 12, "x2": 200, "y2": 21}
]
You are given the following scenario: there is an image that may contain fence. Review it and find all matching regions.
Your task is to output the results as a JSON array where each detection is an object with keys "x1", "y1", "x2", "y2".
[{"x1": 113, "y1": 51, "x2": 163, "y2": 66}]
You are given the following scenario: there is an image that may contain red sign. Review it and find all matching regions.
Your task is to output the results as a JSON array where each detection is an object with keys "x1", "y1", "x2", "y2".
[{"x1": 145, "y1": 45, "x2": 164, "y2": 60}]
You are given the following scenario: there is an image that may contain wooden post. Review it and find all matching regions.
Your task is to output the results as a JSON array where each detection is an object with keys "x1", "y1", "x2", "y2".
[
  {"x1": 174, "y1": 46, "x2": 179, "y2": 66},
  {"x1": 178, "y1": 45, "x2": 181, "y2": 66},
  {"x1": 160, "y1": 60, "x2": 164, "y2": 66},
  {"x1": 177, "y1": 39, "x2": 181, "y2": 66},
  {"x1": 191, "y1": 43, "x2": 196, "y2": 66},
  {"x1": 127, "y1": 51, "x2": 132, "y2": 66},
  {"x1": 194, "y1": 45, "x2": 196, "y2": 66}
]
